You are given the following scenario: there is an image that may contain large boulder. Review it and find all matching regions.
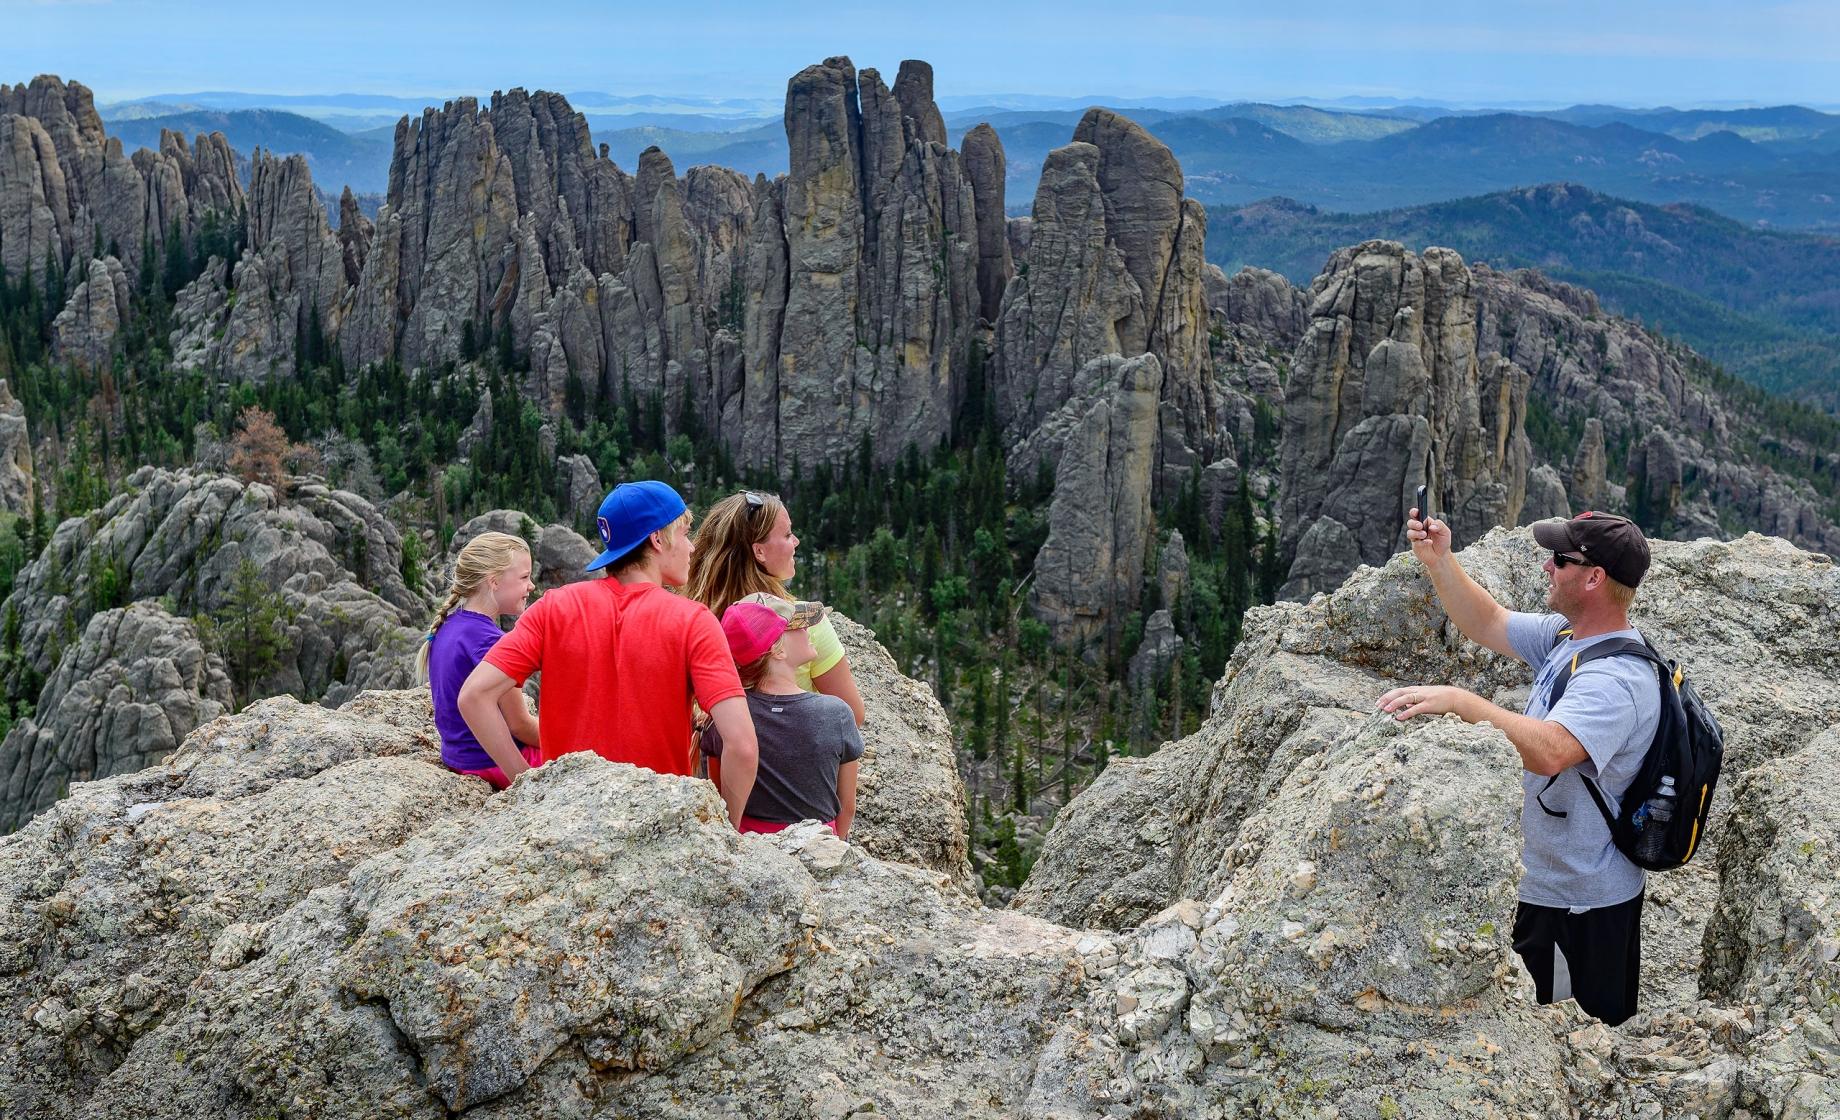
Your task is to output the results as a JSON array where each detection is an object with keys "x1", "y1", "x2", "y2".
[
  {"x1": 0, "y1": 693, "x2": 1068, "y2": 1119},
  {"x1": 1694, "y1": 726, "x2": 1840, "y2": 1117},
  {"x1": 1026, "y1": 715, "x2": 1575, "y2": 1118},
  {"x1": 440, "y1": 509, "x2": 596, "y2": 595},
  {"x1": 832, "y1": 613, "x2": 972, "y2": 883}
]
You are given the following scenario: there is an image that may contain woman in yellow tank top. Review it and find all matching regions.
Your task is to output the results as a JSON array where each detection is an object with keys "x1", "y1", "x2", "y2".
[{"x1": 685, "y1": 491, "x2": 866, "y2": 726}]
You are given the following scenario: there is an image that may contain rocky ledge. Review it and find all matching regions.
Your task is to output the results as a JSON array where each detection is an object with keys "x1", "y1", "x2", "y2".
[{"x1": 1, "y1": 532, "x2": 1835, "y2": 1117}]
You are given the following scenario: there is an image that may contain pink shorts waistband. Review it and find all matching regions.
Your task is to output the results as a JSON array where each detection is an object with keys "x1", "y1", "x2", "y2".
[{"x1": 738, "y1": 816, "x2": 837, "y2": 836}]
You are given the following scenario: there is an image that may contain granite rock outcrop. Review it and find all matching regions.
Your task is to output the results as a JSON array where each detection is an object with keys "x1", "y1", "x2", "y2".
[
  {"x1": 995, "y1": 110, "x2": 1219, "y2": 499},
  {"x1": 1018, "y1": 529, "x2": 1840, "y2": 934},
  {"x1": 0, "y1": 692, "x2": 1031, "y2": 1119},
  {"x1": 1026, "y1": 353, "x2": 1164, "y2": 657},
  {"x1": 48, "y1": 254, "x2": 130, "y2": 371},
  {"x1": 1473, "y1": 262, "x2": 1840, "y2": 555},
  {"x1": 4, "y1": 532, "x2": 1832, "y2": 1116},
  {"x1": 1277, "y1": 241, "x2": 1532, "y2": 599},
  {"x1": 0, "y1": 467, "x2": 426, "y2": 830},
  {"x1": 1, "y1": 76, "x2": 241, "y2": 280},
  {"x1": 737, "y1": 57, "x2": 984, "y2": 469},
  {"x1": 0, "y1": 603, "x2": 231, "y2": 830}
]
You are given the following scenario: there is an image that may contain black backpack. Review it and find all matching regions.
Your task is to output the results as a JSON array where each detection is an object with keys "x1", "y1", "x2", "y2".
[{"x1": 1540, "y1": 632, "x2": 1725, "y2": 872}]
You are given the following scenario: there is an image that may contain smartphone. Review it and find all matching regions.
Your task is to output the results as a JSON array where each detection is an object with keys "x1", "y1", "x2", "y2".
[{"x1": 1414, "y1": 484, "x2": 1428, "y2": 521}]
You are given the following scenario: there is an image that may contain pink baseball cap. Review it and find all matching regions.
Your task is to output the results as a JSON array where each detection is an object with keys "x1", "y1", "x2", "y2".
[{"x1": 721, "y1": 601, "x2": 788, "y2": 663}]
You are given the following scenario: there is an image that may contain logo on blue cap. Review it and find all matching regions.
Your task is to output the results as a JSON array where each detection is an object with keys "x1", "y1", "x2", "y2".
[{"x1": 585, "y1": 481, "x2": 688, "y2": 572}]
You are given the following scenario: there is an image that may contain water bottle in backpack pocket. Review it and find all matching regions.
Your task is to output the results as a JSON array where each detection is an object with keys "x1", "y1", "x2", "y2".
[{"x1": 1632, "y1": 775, "x2": 1677, "y2": 864}]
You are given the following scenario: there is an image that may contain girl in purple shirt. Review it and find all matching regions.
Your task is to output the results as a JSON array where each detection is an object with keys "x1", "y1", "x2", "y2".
[{"x1": 416, "y1": 531, "x2": 541, "y2": 788}]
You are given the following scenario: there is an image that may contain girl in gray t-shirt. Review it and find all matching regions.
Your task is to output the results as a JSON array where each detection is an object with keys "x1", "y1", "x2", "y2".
[{"x1": 706, "y1": 600, "x2": 864, "y2": 836}]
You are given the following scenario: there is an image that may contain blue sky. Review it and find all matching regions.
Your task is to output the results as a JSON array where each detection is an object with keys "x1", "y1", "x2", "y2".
[{"x1": 5, "y1": 0, "x2": 1838, "y2": 108}]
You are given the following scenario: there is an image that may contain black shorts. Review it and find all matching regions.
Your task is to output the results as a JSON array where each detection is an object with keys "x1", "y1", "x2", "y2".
[{"x1": 1511, "y1": 890, "x2": 1643, "y2": 1026}]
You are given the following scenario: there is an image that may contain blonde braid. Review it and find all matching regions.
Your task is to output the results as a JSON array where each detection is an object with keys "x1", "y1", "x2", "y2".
[{"x1": 415, "y1": 531, "x2": 530, "y2": 684}]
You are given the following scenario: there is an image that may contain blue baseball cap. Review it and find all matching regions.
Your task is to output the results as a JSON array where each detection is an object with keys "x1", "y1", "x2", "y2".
[{"x1": 586, "y1": 481, "x2": 688, "y2": 572}]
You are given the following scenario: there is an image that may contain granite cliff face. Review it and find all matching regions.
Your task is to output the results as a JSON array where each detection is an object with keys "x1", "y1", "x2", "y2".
[
  {"x1": 993, "y1": 110, "x2": 1248, "y2": 654},
  {"x1": 1024, "y1": 354, "x2": 1166, "y2": 654},
  {"x1": 738, "y1": 57, "x2": 984, "y2": 469},
  {"x1": 1276, "y1": 241, "x2": 1532, "y2": 599},
  {"x1": 0, "y1": 76, "x2": 240, "y2": 282},
  {"x1": 995, "y1": 110, "x2": 1217, "y2": 487},
  {"x1": 164, "y1": 150, "x2": 353, "y2": 383},
  {"x1": 2, "y1": 531, "x2": 1831, "y2": 1117}
]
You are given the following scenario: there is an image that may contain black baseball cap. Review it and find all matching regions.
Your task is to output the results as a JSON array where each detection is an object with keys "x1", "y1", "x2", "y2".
[{"x1": 1532, "y1": 511, "x2": 1651, "y2": 588}]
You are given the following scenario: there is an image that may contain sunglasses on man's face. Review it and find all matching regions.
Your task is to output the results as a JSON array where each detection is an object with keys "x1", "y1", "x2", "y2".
[{"x1": 1551, "y1": 552, "x2": 1594, "y2": 569}]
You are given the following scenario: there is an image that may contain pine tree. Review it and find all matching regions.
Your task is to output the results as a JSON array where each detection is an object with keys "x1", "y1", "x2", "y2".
[
  {"x1": 42, "y1": 248, "x2": 64, "y2": 325},
  {"x1": 1257, "y1": 517, "x2": 1284, "y2": 605},
  {"x1": 200, "y1": 556, "x2": 297, "y2": 710},
  {"x1": 968, "y1": 669, "x2": 989, "y2": 761},
  {"x1": 161, "y1": 217, "x2": 189, "y2": 300}
]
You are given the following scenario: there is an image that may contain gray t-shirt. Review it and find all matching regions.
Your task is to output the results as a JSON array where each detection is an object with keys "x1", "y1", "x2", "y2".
[
  {"x1": 702, "y1": 690, "x2": 864, "y2": 824},
  {"x1": 1506, "y1": 612, "x2": 1661, "y2": 909}
]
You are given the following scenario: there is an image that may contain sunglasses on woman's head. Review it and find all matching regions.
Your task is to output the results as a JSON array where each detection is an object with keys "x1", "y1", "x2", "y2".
[{"x1": 743, "y1": 491, "x2": 778, "y2": 519}]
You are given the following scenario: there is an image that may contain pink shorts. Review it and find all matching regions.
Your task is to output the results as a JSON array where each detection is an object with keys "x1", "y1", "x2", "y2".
[
  {"x1": 738, "y1": 816, "x2": 838, "y2": 836},
  {"x1": 451, "y1": 745, "x2": 543, "y2": 791}
]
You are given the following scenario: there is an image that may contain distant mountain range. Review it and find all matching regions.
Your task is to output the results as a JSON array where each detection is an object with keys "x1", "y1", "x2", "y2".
[
  {"x1": 968, "y1": 108, "x2": 1840, "y2": 229},
  {"x1": 1210, "y1": 184, "x2": 1840, "y2": 410}
]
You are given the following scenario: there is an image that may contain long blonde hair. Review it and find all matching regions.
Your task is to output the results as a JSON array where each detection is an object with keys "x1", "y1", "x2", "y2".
[
  {"x1": 686, "y1": 491, "x2": 788, "y2": 619},
  {"x1": 415, "y1": 531, "x2": 531, "y2": 683}
]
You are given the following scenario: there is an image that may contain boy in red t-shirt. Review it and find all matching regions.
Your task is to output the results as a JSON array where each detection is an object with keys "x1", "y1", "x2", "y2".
[{"x1": 457, "y1": 481, "x2": 759, "y2": 825}]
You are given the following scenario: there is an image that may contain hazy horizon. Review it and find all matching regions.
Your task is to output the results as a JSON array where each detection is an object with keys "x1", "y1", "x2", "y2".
[{"x1": 6, "y1": 0, "x2": 1837, "y2": 110}]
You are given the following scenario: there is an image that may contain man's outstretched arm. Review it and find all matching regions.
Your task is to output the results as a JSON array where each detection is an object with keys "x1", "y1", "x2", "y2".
[
  {"x1": 1408, "y1": 508, "x2": 1515, "y2": 658},
  {"x1": 1378, "y1": 685, "x2": 1588, "y2": 776}
]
